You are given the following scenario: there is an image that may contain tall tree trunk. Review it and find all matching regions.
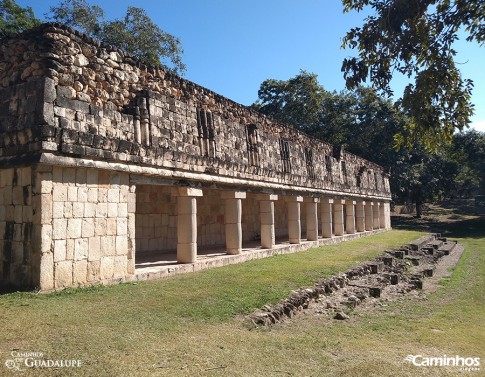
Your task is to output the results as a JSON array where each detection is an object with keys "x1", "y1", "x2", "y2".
[{"x1": 415, "y1": 200, "x2": 422, "y2": 218}]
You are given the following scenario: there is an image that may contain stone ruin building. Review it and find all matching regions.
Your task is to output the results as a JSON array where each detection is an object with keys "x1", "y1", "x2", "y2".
[{"x1": 0, "y1": 24, "x2": 391, "y2": 291}]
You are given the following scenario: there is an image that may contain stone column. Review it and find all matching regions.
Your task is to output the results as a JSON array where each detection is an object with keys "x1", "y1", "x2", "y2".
[
  {"x1": 333, "y1": 199, "x2": 345, "y2": 236},
  {"x1": 321, "y1": 197, "x2": 333, "y2": 238},
  {"x1": 373, "y1": 201, "x2": 380, "y2": 229},
  {"x1": 345, "y1": 200, "x2": 356, "y2": 234},
  {"x1": 258, "y1": 194, "x2": 278, "y2": 249},
  {"x1": 305, "y1": 198, "x2": 319, "y2": 241},
  {"x1": 176, "y1": 187, "x2": 203, "y2": 263},
  {"x1": 383, "y1": 201, "x2": 392, "y2": 229},
  {"x1": 222, "y1": 191, "x2": 246, "y2": 255},
  {"x1": 379, "y1": 201, "x2": 386, "y2": 229},
  {"x1": 287, "y1": 196, "x2": 303, "y2": 244},
  {"x1": 355, "y1": 200, "x2": 365, "y2": 232},
  {"x1": 365, "y1": 201, "x2": 373, "y2": 231}
]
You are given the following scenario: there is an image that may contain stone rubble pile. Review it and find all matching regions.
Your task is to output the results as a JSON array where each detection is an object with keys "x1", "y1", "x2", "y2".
[{"x1": 248, "y1": 234, "x2": 458, "y2": 327}]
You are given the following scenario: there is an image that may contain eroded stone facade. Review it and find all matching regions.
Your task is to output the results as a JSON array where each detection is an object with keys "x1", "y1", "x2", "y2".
[{"x1": 0, "y1": 24, "x2": 392, "y2": 290}]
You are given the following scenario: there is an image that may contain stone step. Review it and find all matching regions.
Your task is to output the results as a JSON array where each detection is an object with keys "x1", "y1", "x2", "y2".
[
  {"x1": 438, "y1": 241, "x2": 457, "y2": 255},
  {"x1": 408, "y1": 234, "x2": 437, "y2": 251},
  {"x1": 427, "y1": 239, "x2": 444, "y2": 250}
]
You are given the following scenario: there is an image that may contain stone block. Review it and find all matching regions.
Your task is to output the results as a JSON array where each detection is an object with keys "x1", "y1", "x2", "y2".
[
  {"x1": 101, "y1": 236, "x2": 116, "y2": 256},
  {"x1": 107, "y1": 189, "x2": 119, "y2": 203},
  {"x1": 87, "y1": 188, "x2": 98, "y2": 202},
  {"x1": 84, "y1": 202, "x2": 96, "y2": 218},
  {"x1": 54, "y1": 239, "x2": 67, "y2": 262},
  {"x1": 95, "y1": 203, "x2": 108, "y2": 218},
  {"x1": 55, "y1": 260, "x2": 73, "y2": 288},
  {"x1": 67, "y1": 187, "x2": 78, "y2": 201},
  {"x1": 115, "y1": 236, "x2": 128, "y2": 255},
  {"x1": 86, "y1": 169, "x2": 98, "y2": 186},
  {"x1": 12, "y1": 186, "x2": 24, "y2": 205},
  {"x1": 52, "y1": 185, "x2": 67, "y2": 202},
  {"x1": 63, "y1": 168, "x2": 76, "y2": 184},
  {"x1": 118, "y1": 203, "x2": 128, "y2": 218},
  {"x1": 63, "y1": 202, "x2": 73, "y2": 218},
  {"x1": 53, "y1": 202, "x2": 64, "y2": 219},
  {"x1": 39, "y1": 253, "x2": 54, "y2": 290},
  {"x1": 72, "y1": 202, "x2": 84, "y2": 218},
  {"x1": 116, "y1": 218, "x2": 127, "y2": 236},
  {"x1": 100, "y1": 257, "x2": 114, "y2": 280},
  {"x1": 89, "y1": 215, "x2": 104, "y2": 236},
  {"x1": 67, "y1": 218, "x2": 82, "y2": 238},
  {"x1": 81, "y1": 218, "x2": 95, "y2": 238},
  {"x1": 77, "y1": 187, "x2": 88, "y2": 202},
  {"x1": 52, "y1": 218, "x2": 67, "y2": 239},
  {"x1": 19, "y1": 167, "x2": 31, "y2": 187},
  {"x1": 106, "y1": 218, "x2": 117, "y2": 235},
  {"x1": 73, "y1": 260, "x2": 87, "y2": 285},
  {"x1": 88, "y1": 236, "x2": 101, "y2": 261},
  {"x1": 66, "y1": 239, "x2": 75, "y2": 260},
  {"x1": 107, "y1": 203, "x2": 118, "y2": 218},
  {"x1": 74, "y1": 238, "x2": 88, "y2": 260},
  {"x1": 87, "y1": 261, "x2": 100, "y2": 282},
  {"x1": 113, "y1": 256, "x2": 127, "y2": 278},
  {"x1": 75, "y1": 169, "x2": 87, "y2": 186}
]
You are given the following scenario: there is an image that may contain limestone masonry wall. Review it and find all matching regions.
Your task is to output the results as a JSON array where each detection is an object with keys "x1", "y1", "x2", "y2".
[
  {"x1": 48, "y1": 166, "x2": 134, "y2": 289},
  {"x1": 0, "y1": 23, "x2": 390, "y2": 198},
  {"x1": 0, "y1": 167, "x2": 33, "y2": 287},
  {"x1": 0, "y1": 23, "x2": 392, "y2": 290}
]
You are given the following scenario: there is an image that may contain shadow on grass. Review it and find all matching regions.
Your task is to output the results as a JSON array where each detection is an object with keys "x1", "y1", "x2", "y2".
[{"x1": 392, "y1": 215, "x2": 485, "y2": 239}]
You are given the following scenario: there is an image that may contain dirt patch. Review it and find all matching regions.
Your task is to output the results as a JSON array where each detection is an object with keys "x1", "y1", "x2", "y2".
[{"x1": 247, "y1": 234, "x2": 463, "y2": 328}]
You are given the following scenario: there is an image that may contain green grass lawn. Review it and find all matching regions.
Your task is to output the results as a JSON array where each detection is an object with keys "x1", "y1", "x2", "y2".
[{"x1": 0, "y1": 220, "x2": 483, "y2": 376}]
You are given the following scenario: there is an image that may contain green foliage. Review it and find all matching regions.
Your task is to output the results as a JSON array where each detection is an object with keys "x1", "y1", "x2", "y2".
[
  {"x1": 254, "y1": 70, "x2": 484, "y2": 214},
  {"x1": 48, "y1": 0, "x2": 185, "y2": 74},
  {"x1": 0, "y1": 0, "x2": 40, "y2": 37},
  {"x1": 48, "y1": 0, "x2": 103, "y2": 36},
  {"x1": 341, "y1": 0, "x2": 484, "y2": 150},
  {"x1": 253, "y1": 70, "x2": 329, "y2": 131},
  {"x1": 102, "y1": 7, "x2": 185, "y2": 73}
]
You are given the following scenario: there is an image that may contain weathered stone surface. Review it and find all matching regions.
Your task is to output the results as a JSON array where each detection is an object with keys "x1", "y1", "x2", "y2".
[
  {"x1": 247, "y1": 234, "x2": 457, "y2": 327},
  {"x1": 0, "y1": 23, "x2": 394, "y2": 291}
]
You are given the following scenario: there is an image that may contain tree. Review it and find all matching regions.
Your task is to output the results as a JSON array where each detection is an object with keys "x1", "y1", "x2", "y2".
[
  {"x1": 0, "y1": 0, "x2": 40, "y2": 37},
  {"x1": 253, "y1": 71, "x2": 477, "y2": 216},
  {"x1": 341, "y1": 0, "x2": 484, "y2": 150},
  {"x1": 252, "y1": 70, "x2": 330, "y2": 132},
  {"x1": 48, "y1": 0, "x2": 185, "y2": 74},
  {"x1": 448, "y1": 130, "x2": 485, "y2": 196}
]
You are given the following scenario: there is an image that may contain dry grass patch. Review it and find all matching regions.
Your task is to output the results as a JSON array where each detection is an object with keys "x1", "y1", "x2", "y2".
[{"x1": 1, "y1": 226, "x2": 483, "y2": 376}]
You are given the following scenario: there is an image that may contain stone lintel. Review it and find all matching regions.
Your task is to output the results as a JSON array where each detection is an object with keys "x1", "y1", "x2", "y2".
[
  {"x1": 333, "y1": 198, "x2": 346, "y2": 205},
  {"x1": 176, "y1": 187, "x2": 203, "y2": 197},
  {"x1": 285, "y1": 195, "x2": 303, "y2": 202},
  {"x1": 304, "y1": 197, "x2": 320, "y2": 203},
  {"x1": 346, "y1": 200, "x2": 357, "y2": 205},
  {"x1": 256, "y1": 193, "x2": 278, "y2": 201},
  {"x1": 221, "y1": 190, "x2": 247, "y2": 199},
  {"x1": 320, "y1": 197, "x2": 334, "y2": 204}
]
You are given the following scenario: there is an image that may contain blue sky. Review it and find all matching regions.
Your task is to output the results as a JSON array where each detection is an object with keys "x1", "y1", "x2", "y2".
[{"x1": 19, "y1": 0, "x2": 485, "y2": 132}]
